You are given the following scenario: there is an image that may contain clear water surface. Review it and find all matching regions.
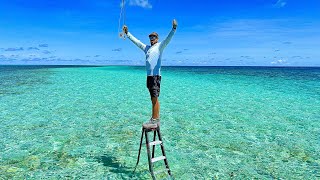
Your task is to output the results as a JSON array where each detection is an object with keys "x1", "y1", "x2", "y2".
[{"x1": 0, "y1": 65, "x2": 319, "y2": 179}]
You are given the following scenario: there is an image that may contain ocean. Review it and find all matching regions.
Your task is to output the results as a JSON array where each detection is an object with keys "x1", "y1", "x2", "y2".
[{"x1": 0, "y1": 65, "x2": 319, "y2": 179}]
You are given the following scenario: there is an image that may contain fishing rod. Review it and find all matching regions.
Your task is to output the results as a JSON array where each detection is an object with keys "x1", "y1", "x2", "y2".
[{"x1": 118, "y1": 0, "x2": 126, "y2": 40}]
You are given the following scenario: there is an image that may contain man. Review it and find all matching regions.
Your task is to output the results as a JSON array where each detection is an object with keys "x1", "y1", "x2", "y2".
[{"x1": 123, "y1": 19, "x2": 177, "y2": 128}]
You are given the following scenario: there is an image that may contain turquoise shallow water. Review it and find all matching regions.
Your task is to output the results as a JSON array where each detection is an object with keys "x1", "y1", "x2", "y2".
[{"x1": 0, "y1": 65, "x2": 319, "y2": 179}]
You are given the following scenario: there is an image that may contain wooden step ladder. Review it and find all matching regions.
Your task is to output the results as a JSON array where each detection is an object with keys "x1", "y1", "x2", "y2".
[{"x1": 133, "y1": 123, "x2": 172, "y2": 179}]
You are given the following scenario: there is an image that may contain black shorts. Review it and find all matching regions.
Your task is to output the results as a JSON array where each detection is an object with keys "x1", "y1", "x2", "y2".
[{"x1": 147, "y1": 75, "x2": 161, "y2": 98}]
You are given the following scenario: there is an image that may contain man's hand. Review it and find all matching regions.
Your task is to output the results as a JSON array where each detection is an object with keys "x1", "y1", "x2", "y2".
[
  {"x1": 122, "y1": 25, "x2": 128, "y2": 34},
  {"x1": 172, "y1": 19, "x2": 178, "y2": 29}
]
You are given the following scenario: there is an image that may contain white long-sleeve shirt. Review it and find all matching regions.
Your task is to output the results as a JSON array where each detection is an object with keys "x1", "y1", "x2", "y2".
[{"x1": 127, "y1": 28, "x2": 176, "y2": 76}]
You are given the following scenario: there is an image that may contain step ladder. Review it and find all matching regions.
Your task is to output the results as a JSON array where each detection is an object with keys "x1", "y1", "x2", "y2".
[{"x1": 133, "y1": 123, "x2": 172, "y2": 179}]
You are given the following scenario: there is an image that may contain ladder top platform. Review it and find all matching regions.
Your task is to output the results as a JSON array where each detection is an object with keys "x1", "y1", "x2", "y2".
[{"x1": 142, "y1": 123, "x2": 160, "y2": 130}]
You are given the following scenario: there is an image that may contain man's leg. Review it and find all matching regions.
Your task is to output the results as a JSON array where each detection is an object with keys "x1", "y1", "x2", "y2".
[
  {"x1": 151, "y1": 97, "x2": 160, "y2": 119},
  {"x1": 147, "y1": 75, "x2": 161, "y2": 121}
]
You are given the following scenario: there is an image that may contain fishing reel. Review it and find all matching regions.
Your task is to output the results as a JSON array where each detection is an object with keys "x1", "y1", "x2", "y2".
[{"x1": 119, "y1": 32, "x2": 126, "y2": 40}]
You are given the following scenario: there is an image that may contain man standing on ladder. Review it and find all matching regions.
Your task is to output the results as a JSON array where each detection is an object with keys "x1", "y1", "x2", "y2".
[{"x1": 123, "y1": 19, "x2": 177, "y2": 128}]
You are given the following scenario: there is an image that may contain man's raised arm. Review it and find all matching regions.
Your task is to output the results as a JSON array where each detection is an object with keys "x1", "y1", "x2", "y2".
[
  {"x1": 160, "y1": 19, "x2": 177, "y2": 51},
  {"x1": 123, "y1": 25, "x2": 146, "y2": 51}
]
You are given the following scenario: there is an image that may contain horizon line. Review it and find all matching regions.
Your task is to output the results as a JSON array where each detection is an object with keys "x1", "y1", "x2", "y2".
[{"x1": 1, "y1": 64, "x2": 320, "y2": 68}]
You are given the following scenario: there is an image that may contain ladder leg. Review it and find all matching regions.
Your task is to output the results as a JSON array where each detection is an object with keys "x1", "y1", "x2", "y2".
[
  {"x1": 152, "y1": 130, "x2": 156, "y2": 158},
  {"x1": 145, "y1": 130, "x2": 156, "y2": 180},
  {"x1": 157, "y1": 127, "x2": 172, "y2": 176},
  {"x1": 133, "y1": 127, "x2": 144, "y2": 174}
]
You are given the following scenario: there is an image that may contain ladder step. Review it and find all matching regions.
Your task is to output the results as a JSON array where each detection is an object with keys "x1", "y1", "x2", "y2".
[
  {"x1": 154, "y1": 168, "x2": 170, "y2": 175},
  {"x1": 152, "y1": 156, "x2": 166, "y2": 163},
  {"x1": 149, "y1": 140, "x2": 162, "y2": 146}
]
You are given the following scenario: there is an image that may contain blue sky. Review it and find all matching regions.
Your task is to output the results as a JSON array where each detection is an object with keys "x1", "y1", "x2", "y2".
[{"x1": 0, "y1": 0, "x2": 319, "y2": 66}]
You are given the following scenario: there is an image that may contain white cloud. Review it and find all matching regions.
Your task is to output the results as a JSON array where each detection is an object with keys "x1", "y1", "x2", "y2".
[
  {"x1": 274, "y1": 0, "x2": 287, "y2": 8},
  {"x1": 271, "y1": 59, "x2": 288, "y2": 65},
  {"x1": 128, "y1": 0, "x2": 152, "y2": 9}
]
